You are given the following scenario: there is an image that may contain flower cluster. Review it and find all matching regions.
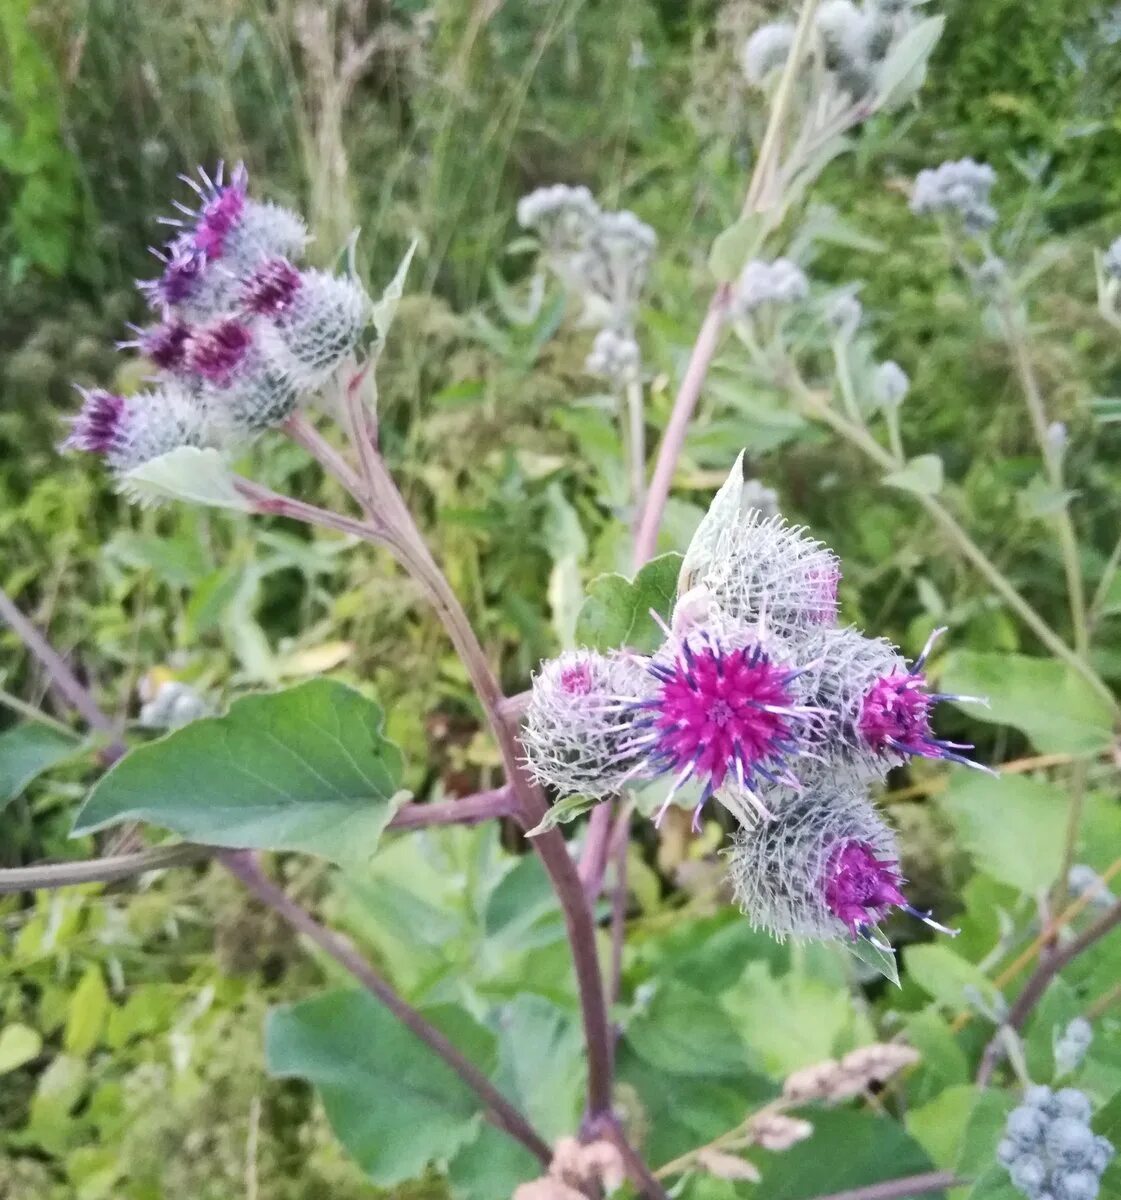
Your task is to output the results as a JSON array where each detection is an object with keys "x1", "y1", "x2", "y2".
[
  {"x1": 782, "y1": 1043, "x2": 920, "y2": 1103},
  {"x1": 65, "y1": 162, "x2": 371, "y2": 488},
  {"x1": 516, "y1": 183, "x2": 656, "y2": 385},
  {"x1": 997, "y1": 1087, "x2": 1114, "y2": 1200},
  {"x1": 523, "y1": 486, "x2": 986, "y2": 947},
  {"x1": 735, "y1": 258, "x2": 810, "y2": 316},
  {"x1": 910, "y1": 157, "x2": 998, "y2": 234}
]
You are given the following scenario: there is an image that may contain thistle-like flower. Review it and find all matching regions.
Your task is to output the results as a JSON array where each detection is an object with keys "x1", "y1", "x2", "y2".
[
  {"x1": 517, "y1": 184, "x2": 600, "y2": 257},
  {"x1": 625, "y1": 623, "x2": 816, "y2": 829},
  {"x1": 252, "y1": 264, "x2": 371, "y2": 388},
  {"x1": 691, "y1": 511, "x2": 840, "y2": 641},
  {"x1": 910, "y1": 158, "x2": 998, "y2": 234},
  {"x1": 741, "y1": 21, "x2": 796, "y2": 88},
  {"x1": 522, "y1": 649, "x2": 655, "y2": 801},
  {"x1": 998, "y1": 1088, "x2": 1114, "y2": 1200},
  {"x1": 119, "y1": 317, "x2": 193, "y2": 371},
  {"x1": 64, "y1": 385, "x2": 210, "y2": 474},
  {"x1": 571, "y1": 209, "x2": 657, "y2": 325},
  {"x1": 159, "y1": 162, "x2": 308, "y2": 273},
  {"x1": 182, "y1": 317, "x2": 299, "y2": 433},
  {"x1": 799, "y1": 624, "x2": 987, "y2": 779},
  {"x1": 140, "y1": 241, "x2": 236, "y2": 319},
  {"x1": 727, "y1": 779, "x2": 956, "y2": 943}
]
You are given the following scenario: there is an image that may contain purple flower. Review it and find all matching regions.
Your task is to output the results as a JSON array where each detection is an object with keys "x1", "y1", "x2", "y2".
[
  {"x1": 187, "y1": 318, "x2": 253, "y2": 384},
  {"x1": 162, "y1": 161, "x2": 249, "y2": 260},
  {"x1": 856, "y1": 628, "x2": 981, "y2": 769},
  {"x1": 64, "y1": 389, "x2": 126, "y2": 455},
  {"x1": 824, "y1": 842, "x2": 908, "y2": 935},
  {"x1": 141, "y1": 241, "x2": 209, "y2": 309},
  {"x1": 126, "y1": 318, "x2": 192, "y2": 370},
  {"x1": 242, "y1": 257, "x2": 302, "y2": 316},
  {"x1": 631, "y1": 631, "x2": 810, "y2": 828}
]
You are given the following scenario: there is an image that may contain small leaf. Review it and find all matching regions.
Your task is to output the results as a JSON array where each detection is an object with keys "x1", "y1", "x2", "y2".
[
  {"x1": 119, "y1": 447, "x2": 252, "y2": 511},
  {"x1": 904, "y1": 944, "x2": 1000, "y2": 1014},
  {"x1": 574, "y1": 553, "x2": 681, "y2": 653},
  {"x1": 875, "y1": 16, "x2": 945, "y2": 111},
  {"x1": 883, "y1": 454, "x2": 943, "y2": 496},
  {"x1": 708, "y1": 215, "x2": 764, "y2": 283},
  {"x1": 0, "y1": 1024, "x2": 42, "y2": 1073},
  {"x1": 371, "y1": 239, "x2": 418, "y2": 341},
  {"x1": 940, "y1": 651, "x2": 1113, "y2": 755},
  {"x1": 846, "y1": 930, "x2": 900, "y2": 987},
  {"x1": 72, "y1": 680, "x2": 405, "y2": 866},
  {"x1": 526, "y1": 793, "x2": 601, "y2": 837},
  {"x1": 267, "y1": 990, "x2": 487, "y2": 1186},
  {"x1": 64, "y1": 966, "x2": 109, "y2": 1056},
  {"x1": 0, "y1": 723, "x2": 82, "y2": 811},
  {"x1": 938, "y1": 773, "x2": 1066, "y2": 895}
]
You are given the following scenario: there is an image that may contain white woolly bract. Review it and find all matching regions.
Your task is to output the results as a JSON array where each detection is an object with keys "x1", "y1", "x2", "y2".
[
  {"x1": 585, "y1": 327, "x2": 640, "y2": 385},
  {"x1": 797, "y1": 624, "x2": 905, "y2": 780},
  {"x1": 727, "y1": 779, "x2": 898, "y2": 941},
  {"x1": 692, "y1": 511, "x2": 840, "y2": 641},
  {"x1": 741, "y1": 22, "x2": 796, "y2": 87},
  {"x1": 197, "y1": 332, "x2": 300, "y2": 433},
  {"x1": 222, "y1": 200, "x2": 309, "y2": 275},
  {"x1": 521, "y1": 649, "x2": 653, "y2": 799},
  {"x1": 735, "y1": 258, "x2": 809, "y2": 315},
  {"x1": 910, "y1": 158, "x2": 998, "y2": 234},
  {"x1": 570, "y1": 209, "x2": 657, "y2": 326},
  {"x1": 516, "y1": 184, "x2": 600, "y2": 256},
  {"x1": 106, "y1": 384, "x2": 212, "y2": 474},
  {"x1": 261, "y1": 269, "x2": 371, "y2": 388}
]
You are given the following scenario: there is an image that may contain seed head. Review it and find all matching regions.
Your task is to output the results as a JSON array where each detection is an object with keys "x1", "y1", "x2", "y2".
[{"x1": 585, "y1": 327, "x2": 641, "y2": 386}]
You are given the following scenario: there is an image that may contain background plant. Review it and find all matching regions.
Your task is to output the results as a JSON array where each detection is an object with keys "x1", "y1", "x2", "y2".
[{"x1": 3, "y1": 1, "x2": 1121, "y2": 1198}]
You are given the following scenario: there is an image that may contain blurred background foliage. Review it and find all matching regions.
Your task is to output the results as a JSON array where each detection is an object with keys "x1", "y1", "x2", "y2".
[{"x1": 2, "y1": 0, "x2": 1121, "y2": 1196}]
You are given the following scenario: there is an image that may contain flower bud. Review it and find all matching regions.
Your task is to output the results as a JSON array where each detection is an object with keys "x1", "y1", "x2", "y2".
[
  {"x1": 873, "y1": 360, "x2": 909, "y2": 409},
  {"x1": 742, "y1": 22, "x2": 796, "y2": 87},
  {"x1": 910, "y1": 159, "x2": 998, "y2": 235},
  {"x1": 64, "y1": 385, "x2": 211, "y2": 475},
  {"x1": 735, "y1": 258, "x2": 809, "y2": 315}
]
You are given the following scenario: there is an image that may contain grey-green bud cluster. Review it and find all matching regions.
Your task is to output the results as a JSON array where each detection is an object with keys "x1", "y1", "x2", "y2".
[{"x1": 997, "y1": 1087, "x2": 1114, "y2": 1200}]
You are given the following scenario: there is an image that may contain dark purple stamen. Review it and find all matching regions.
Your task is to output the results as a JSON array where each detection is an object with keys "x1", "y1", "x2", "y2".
[
  {"x1": 187, "y1": 318, "x2": 252, "y2": 383},
  {"x1": 65, "y1": 390, "x2": 126, "y2": 455},
  {"x1": 242, "y1": 258, "x2": 302, "y2": 316},
  {"x1": 138, "y1": 319, "x2": 192, "y2": 370}
]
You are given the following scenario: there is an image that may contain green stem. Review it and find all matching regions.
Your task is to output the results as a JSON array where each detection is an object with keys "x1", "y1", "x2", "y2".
[
  {"x1": 0, "y1": 687, "x2": 78, "y2": 736},
  {"x1": 997, "y1": 300, "x2": 1089, "y2": 658},
  {"x1": 624, "y1": 375, "x2": 647, "y2": 533},
  {"x1": 831, "y1": 338, "x2": 863, "y2": 427},
  {"x1": 1089, "y1": 528, "x2": 1121, "y2": 633}
]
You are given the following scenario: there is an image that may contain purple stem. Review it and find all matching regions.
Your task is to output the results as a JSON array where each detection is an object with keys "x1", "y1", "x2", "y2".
[
  {"x1": 801, "y1": 1171, "x2": 958, "y2": 1200},
  {"x1": 976, "y1": 897, "x2": 1121, "y2": 1085},
  {"x1": 0, "y1": 791, "x2": 521, "y2": 895},
  {"x1": 578, "y1": 803, "x2": 614, "y2": 900},
  {"x1": 0, "y1": 585, "x2": 124, "y2": 759},
  {"x1": 631, "y1": 285, "x2": 731, "y2": 568},
  {"x1": 221, "y1": 849, "x2": 552, "y2": 1165}
]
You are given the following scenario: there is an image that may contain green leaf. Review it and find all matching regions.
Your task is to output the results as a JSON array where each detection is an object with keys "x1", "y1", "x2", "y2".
[
  {"x1": 904, "y1": 944, "x2": 1000, "y2": 1014},
  {"x1": 708, "y1": 215, "x2": 764, "y2": 283},
  {"x1": 63, "y1": 966, "x2": 109, "y2": 1056},
  {"x1": 883, "y1": 453, "x2": 943, "y2": 496},
  {"x1": 847, "y1": 929, "x2": 900, "y2": 987},
  {"x1": 626, "y1": 979, "x2": 756, "y2": 1079},
  {"x1": 119, "y1": 447, "x2": 253, "y2": 511},
  {"x1": 72, "y1": 680, "x2": 405, "y2": 866},
  {"x1": 1024, "y1": 977, "x2": 1081, "y2": 1082},
  {"x1": 372, "y1": 239, "x2": 418, "y2": 341},
  {"x1": 494, "y1": 995, "x2": 583, "y2": 1140},
  {"x1": 266, "y1": 990, "x2": 486, "y2": 1187},
  {"x1": 747, "y1": 1109, "x2": 935, "y2": 1199},
  {"x1": 939, "y1": 651, "x2": 1113, "y2": 755},
  {"x1": 574, "y1": 553, "x2": 682, "y2": 653},
  {"x1": 0, "y1": 722, "x2": 82, "y2": 810},
  {"x1": 956, "y1": 1089, "x2": 1015, "y2": 1183},
  {"x1": 0, "y1": 1023, "x2": 42, "y2": 1073},
  {"x1": 938, "y1": 773, "x2": 1066, "y2": 895},
  {"x1": 526, "y1": 793, "x2": 601, "y2": 837},
  {"x1": 907, "y1": 1084, "x2": 978, "y2": 1170},
  {"x1": 1093, "y1": 1090, "x2": 1121, "y2": 1196},
  {"x1": 875, "y1": 16, "x2": 945, "y2": 111},
  {"x1": 966, "y1": 1166, "x2": 1022, "y2": 1200}
]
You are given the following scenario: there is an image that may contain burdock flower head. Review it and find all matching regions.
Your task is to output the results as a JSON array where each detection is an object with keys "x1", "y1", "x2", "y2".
[
  {"x1": 64, "y1": 385, "x2": 210, "y2": 473},
  {"x1": 522, "y1": 649, "x2": 655, "y2": 801},
  {"x1": 688, "y1": 510, "x2": 840, "y2": 641},
  {"x1": 734, "y1": 258, "x2": 810, "y2": 316},
  {"x1": 728, "y1": 778, "x2": 957, "y2": 944},
  {"x1": 798, "y1": 625, "x2": 988, "y2": 779}
]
